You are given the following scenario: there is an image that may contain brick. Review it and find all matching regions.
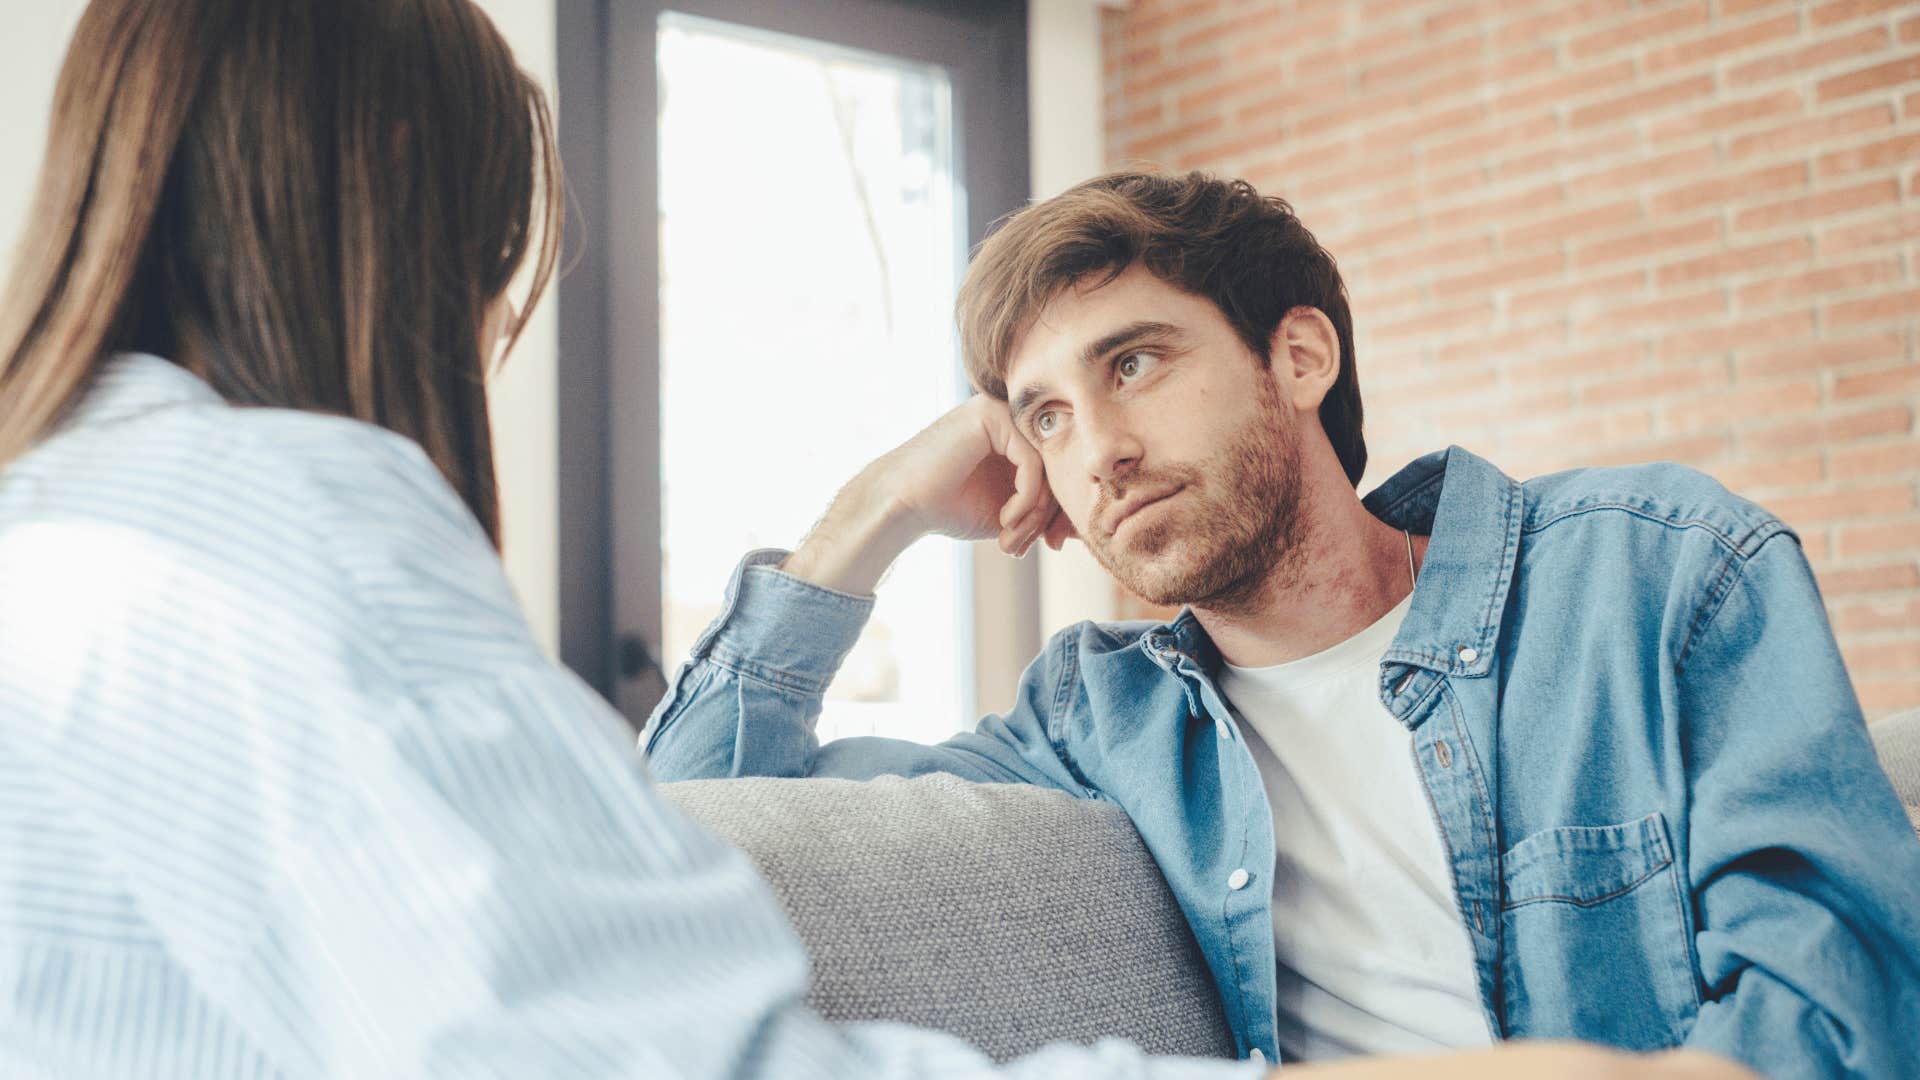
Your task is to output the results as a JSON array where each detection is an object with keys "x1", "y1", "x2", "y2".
[
  {"x1": 1438, "y1": 323, "x2": 1573, "y2": 368},
  {"x1": 1360, "y1": 103, "x2": 1490, "y2": 157},
  {"x1": 1662, "y1": 379, "x2": 1823, "y2": 435},
  {"x1": 1493, "y1": 0, "x2": 1634, "y2": 52},
  {"x1": 1645, "y1": 13, "x2": 1803, "y2": 75},
  {"x1": 1658, "y1": 163, "x2": 1812, "y2": 220},
  {"x1": 1568, "y1": 3, "x2": 1711, "y2": 61},
  {"x1": 1570, "y1": 75, "x2": 1717, "y2": 130},
  {"x1": 1844, "y1": 639, "x2": 1920, "y2": 673},
  {"x1": 1503, "y1": 200, "x2": 1643, "y2": 250},
  {"x1": 1649, "y1": 90, "x2": 1807, "y2": 145},
  {"x1": 1840, "y1": 518, "x2": 1920, "y2": 559},
  {"x1": 1833, "y1": 595, "x2": 1920, "y2": 632},
  {"x1": 1494, "y1": 45, "x2": 1560, "y2": 83},
  {"x1": 1858, "y1": 678, "x2": 1920, "y2": 718},
  {"x1": 1738, "y1": 330, "x2": 1905, "y2": 379},
  {"x1": 1734, "y1": 179, "x2": 1901, "y2": 232},
  {"x1": 1575, "y1": 218, "x2": 1723, "y2": 270},
  {"x1": 1427, "y1": 111, "x2": 1559, "y2": 169},
  {"x1": 1496, "y1": 129, "x2": 1640, "y2": 184},
  {"x1": 1830, "y1": 438, "x2": 1920, "y2": 479},
  {"x1": 1566, "y1": 146, "x2": 1719, "y2": 203},
  {"x1": 1739, "y1": 403, "x2": 1912, "y2": 451},
  {"x1": 1710, "y1": 451, "x2": 1827, "y2": 493},
  {"x1": 1124, "y1": 56, "x2": 1223, "y2": 96},
  {"x1": 1658, "y1": 309, "x2": 1819, "y2": 363},
  {"x1": 1728, "y1": 104, "x2": 1895, "y2": 160},
  {"x1": 1237, "y1": 77, "x2": 1351, "y2": 124},
  {"x1": 1127, "y1": 0, "x2": 1222, "y2": 37},
  {"x1": 1817, "y1": 561, "x2": 1920, "y2": 594},
  {"x1": 1817, "y1": 133, "x2": 1920, "y2": 179},
  {"x1": 1903, "y1": 15, "x2": 1920, "y2": 46},
  {"x1": 1172, "y1": 7, "x2": 1280, "y2": 55},
  {"x1": 1125, "y1": 115, "x2": 1227, "y2": 161},
  {"x1": 1722, "y1": 0, "x2": 1799, "y2": 15},
  {"x1": 1816, "y1": 54, "x2": 1920, "y2": 105},
  {"x1": 1655, "y1": 237, "x2": 1815, "y2": 290},
  {"x1": 1427, "y1": 3, "x2": 1495, "y2": 40},
  {"x1": 1497, "y1": 340, "x2": 1651, "y2": 386},
  {"x1": 1580, "y1": 433, "x2": 1734, "y2": 469},
  {"x1": 1822, "y1": 208, "x2": 1920, "y2": 256},
  {"x1": 1770, "y1": 483, "x2": 1915, "y2": 524},
  {"x1": 1433, "y1": 251, "x2": 1568, "y2": 298},
  {"x1": 1363, "y1": 234, "x2": 1498, "y2": 283},
  {"x1": 1829, "y1": 287, "x2": 1920, "y2": 328},
  {"x1": 1503, "y1": 409, "x2": 1656, "y2": 454},
  {"x1": 1574, "y1": 289, "x2": 1729, "y2": 340},
  {"x1": 1493, "y1": 59, "x2": 1636, "y2": 117},
  {"x1": 1728, "y1": 27, "x2": 1892, "y2": 86},
  {"x1": 1427, "y1": 182, "x2": 1564, "y2": 237},
  {"x1": 1509, "y1": 268, "x2": 1648, "y2": 323},
  {"x1": 1370, "y1": 302, "x2": 1497, "y2": 343},
  {"x1": 1737, "y1": 258, "x2": 1903, "y2": 309},
  {"x1": 1811, "y1": 0, "x2": 1912, "y2": 29},
  {"x1": 1580, "y1": 361, "x2": 1732, "y2": 407},
  {"x1": 1175, "y1": 65, "x2": 1284, "y2": 119},
  {"x1": 1835, "y1": 362, "x2": 1920, "y2": 400}
]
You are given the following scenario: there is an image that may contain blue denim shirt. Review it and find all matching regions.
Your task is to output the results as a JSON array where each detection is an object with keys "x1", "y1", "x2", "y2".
[{"x1": 644, "y1": 446, "x2": 1920, "y2": 1078}]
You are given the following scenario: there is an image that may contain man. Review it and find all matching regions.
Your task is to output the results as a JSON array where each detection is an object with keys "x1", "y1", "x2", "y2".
[{"x1": 643, "y1": 172, "x2": 1920, "y2": 1078}]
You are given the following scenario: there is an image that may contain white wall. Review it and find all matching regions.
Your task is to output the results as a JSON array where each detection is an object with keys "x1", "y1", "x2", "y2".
[{"x1": 0, "y1": 1, "x2": 562, "y2": 653}]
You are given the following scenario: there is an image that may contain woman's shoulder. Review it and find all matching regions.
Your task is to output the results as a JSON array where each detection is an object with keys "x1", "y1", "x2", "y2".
[{"x1": 0, "y1": 356, "x2": 531, "y2": 669}]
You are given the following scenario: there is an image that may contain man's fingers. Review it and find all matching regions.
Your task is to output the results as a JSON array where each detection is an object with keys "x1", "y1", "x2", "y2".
[{"x1": 989, "y1": 409, "x2": 1049, "y2": 532}]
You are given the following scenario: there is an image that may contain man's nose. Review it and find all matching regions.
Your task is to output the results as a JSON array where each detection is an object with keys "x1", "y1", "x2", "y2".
[{"x1": 1078, "y1": 401, "x2": 1143, "y2": 487}]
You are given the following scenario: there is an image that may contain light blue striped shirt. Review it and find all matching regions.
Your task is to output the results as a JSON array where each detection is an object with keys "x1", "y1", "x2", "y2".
[{"x1": 0, "y1": 354, "x2": 1255, "y2": 1080}]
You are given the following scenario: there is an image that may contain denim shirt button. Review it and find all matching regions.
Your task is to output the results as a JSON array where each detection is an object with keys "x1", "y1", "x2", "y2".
[
  {"x1": 1457, "y1": 645, "x2": 1479, "y2": 664},
  {"x1": 1227, "y1": 867, "x2": 1251, "y2": 890},
  {"x1": 1249, "y1": 1048, "x2": 1266, "y2": 1065},
  {"x1": 1435, "y1": 739, "x2": 1454, "y2": 769},
  {"x1": 1215, "y1": 717, "x2": 1231, "y2": 739}
]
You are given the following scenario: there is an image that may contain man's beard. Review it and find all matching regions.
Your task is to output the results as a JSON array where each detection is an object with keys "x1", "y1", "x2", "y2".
[{"x1": 1084, "y1": 376, "x2": 1304, "y2": 614}]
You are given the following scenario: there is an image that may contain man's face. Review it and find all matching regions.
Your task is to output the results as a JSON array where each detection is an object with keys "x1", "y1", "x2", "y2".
[{"x1": 1002, "y1": 265, "x2": 1305, "y2": 610}]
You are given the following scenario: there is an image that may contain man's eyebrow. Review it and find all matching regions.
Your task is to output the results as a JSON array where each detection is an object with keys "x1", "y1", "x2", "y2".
[{"x1": 1008, "y1": 321, "x2": 1184, "y2": 427}]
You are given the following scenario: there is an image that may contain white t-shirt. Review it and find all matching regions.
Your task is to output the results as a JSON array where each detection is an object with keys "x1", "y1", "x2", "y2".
[{"x1": 1216, "y1": 594, "x2": 1493, "y2": 1061}]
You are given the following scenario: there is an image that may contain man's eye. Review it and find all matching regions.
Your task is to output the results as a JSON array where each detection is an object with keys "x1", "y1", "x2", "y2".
[
  {"x1": 1034, "y1": 409, "x2": 1060, "y2": 438},
  {"x1": 1117, "y1": 352, "x2": 1156, "y2": 380}
]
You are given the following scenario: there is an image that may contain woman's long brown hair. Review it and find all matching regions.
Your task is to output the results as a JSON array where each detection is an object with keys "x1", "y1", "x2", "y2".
[{"x1": 0, "y1": 0, "x2": 562, "y2": 547}]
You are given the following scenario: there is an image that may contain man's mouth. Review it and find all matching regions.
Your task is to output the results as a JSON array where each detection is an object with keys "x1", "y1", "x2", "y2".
[{"x1": 1107, "y1": 486, "x2": 1183, "y2": 538}]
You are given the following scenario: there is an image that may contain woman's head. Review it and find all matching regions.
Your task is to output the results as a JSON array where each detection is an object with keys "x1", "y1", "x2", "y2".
[{"x1": 0, "y1": 0, "x2": 562, "y2": 546}]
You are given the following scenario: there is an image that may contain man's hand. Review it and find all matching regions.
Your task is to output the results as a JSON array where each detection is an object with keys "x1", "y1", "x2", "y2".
[
  {"x1": 1271, "y1": 1043, "x2": 1759, "y2": 1080},
  {"x1": 779, "y1": 396, "x2": 1072, "y2": 595}
]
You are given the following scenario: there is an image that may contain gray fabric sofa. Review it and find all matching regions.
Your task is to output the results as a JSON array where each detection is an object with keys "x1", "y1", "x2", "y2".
[{"x1": 659, "y1": 708, "x2": 1920, "y2": 1063}]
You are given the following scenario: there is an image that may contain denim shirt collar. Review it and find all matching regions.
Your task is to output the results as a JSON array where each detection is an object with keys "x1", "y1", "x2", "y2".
[{"x1": 1143, "y1": 445, "x2": 1524, "y2": 689}]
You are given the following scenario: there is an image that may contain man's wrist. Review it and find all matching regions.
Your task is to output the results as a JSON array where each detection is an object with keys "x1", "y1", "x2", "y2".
[{"x1": 780, "y1": 476, "x2": 924, "y2": 595}]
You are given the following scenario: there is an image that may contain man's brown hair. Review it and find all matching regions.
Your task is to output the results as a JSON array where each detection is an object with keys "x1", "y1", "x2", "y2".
[
  {"x1": 0, "y1": 0, "x2": 562, "y2": 547},
  {"x1": 956, "y1": 170, "x2": 1366, "y2": 487}
]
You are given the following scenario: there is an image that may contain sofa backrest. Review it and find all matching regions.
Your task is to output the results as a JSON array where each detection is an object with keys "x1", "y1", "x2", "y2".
[
  {"x1": 663, "y1": 712, "x2": 1920, "y2": 1061},
  {"x1": 660, "y1": 774, "x2": 1237, "y2": 1063},
  {"x1": 1869, "y1": 708, "x2": 1920, "y2": 838}
]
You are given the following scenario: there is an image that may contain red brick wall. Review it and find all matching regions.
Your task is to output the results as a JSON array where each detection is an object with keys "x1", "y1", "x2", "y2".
[{"x1": 1101, "y1": 0, "x2": 1920, "y2": 718}]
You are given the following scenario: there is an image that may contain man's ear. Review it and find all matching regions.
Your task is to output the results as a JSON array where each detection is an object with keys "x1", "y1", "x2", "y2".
[{"x1": 1267, "y1": 307, "x2": 1340, "y2": 412}]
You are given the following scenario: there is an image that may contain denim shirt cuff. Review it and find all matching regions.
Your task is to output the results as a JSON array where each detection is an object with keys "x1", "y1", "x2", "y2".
[{"x1": 691, "y1": 549, "x2": 875, "y2": 694}]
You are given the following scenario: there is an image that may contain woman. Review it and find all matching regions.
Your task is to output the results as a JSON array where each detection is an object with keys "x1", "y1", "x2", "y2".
[{"x1": 0, "y1": 1, "x2": 853, "y2": 1076}]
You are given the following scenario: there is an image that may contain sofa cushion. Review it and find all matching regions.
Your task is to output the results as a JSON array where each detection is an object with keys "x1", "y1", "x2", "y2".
[
  {"x1": 660, "y1": 774, "x2": 1236, "y2": 1063},
  {"x1": 1869, "y1": 708, "x2": 1920, "y2": 838}
]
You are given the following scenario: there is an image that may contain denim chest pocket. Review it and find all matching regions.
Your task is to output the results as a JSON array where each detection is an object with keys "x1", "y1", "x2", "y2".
[{"x1": 1498, "y1": 813, "x2": 1700, "y2": 1050}]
